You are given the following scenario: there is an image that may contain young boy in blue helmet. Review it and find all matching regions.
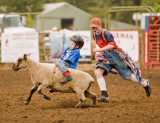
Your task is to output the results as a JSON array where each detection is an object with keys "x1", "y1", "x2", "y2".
[{"x1": 56, "y1": 35, "x2": 84, "y2": 83}]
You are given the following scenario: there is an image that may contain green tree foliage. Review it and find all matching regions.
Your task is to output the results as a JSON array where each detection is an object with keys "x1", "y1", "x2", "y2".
[
  {"x1": 44, "y1": 0, "x2": 89, "y2": 12},
  {"x1": 141, "y1": 0, "x2": 160, "y2": 12},
  {"x1": 0, "y1": 0, "x2": 44, "y2": 28},
  {"x1": 0, "y1": 0, "x2": 44, "y2": 13},
  {"x1": 107, "y1": 0, "x2": 142, "y2": 24},
  {"x1": 25, "y1": 14, "x2": 35, "y2": 28},
  {"x1": 0, "y1": 0, "x2": 158, "y2": 26}
]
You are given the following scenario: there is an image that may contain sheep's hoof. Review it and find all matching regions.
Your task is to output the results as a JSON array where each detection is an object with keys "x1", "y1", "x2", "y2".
[
  {"x1": 75, "y1": 104, "x2": 82, "y2": 108},
  {"x1": 47, "y1": 97, "x2": 51, "y2": 101},
  {"x1": 75, "y1": 99, "x2": 85, "y2": 108},
  {"x1": 24, "y1": 101, "x2": 29, "y2": 105},
  {"x1": 92, "y1": 96, "x2": 97, "y2": 105},
  {"x1": 44, "y1": 95, "x2": 51, "y2": 101}
]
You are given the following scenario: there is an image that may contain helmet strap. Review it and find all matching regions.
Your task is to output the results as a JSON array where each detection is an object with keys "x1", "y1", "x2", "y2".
[
  {"x1": 73, "y1": 44, "x2": 80, "y2": 50},
  {"x1": 73, "y1": 45, "x2": 77, "y2": 50}
]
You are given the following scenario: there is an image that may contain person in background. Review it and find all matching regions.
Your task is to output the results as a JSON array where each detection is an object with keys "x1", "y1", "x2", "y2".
[{"x1": 90, "y1": 17, "x2": 151, "y2": 102}]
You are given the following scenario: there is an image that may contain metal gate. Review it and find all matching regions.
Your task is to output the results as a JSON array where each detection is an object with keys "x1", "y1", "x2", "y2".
[{"x1": 147, "y1": 16, "x2": 160, "y2": 69}]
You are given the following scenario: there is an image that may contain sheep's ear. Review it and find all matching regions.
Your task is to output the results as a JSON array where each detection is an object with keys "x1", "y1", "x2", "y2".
[
  {"x1": 24, "y1": 54, "x2": 27, "y2": 60},
  {"x1": 24, "y1": 53, "x2": 31, "y2": 60}
]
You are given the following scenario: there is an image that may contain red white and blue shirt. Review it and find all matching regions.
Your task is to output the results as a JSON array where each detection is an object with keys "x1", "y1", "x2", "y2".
[{"x1": 93, "y1": 29, "x2": 122, "y2": 50}]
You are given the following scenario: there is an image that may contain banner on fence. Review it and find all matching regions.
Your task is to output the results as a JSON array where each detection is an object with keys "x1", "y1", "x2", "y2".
[
  {"x1": 1, "y1": 32, "x2": 39, "y2": 63},
  {"x1": 110, "y1": 30, "x2": 139, "y2": 62},
  {"x1": 49, "y1": 30, "x2": 91, "y2": 62}
]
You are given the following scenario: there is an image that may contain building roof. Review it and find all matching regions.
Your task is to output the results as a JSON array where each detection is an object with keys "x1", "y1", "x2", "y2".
[{"x1": 42, "y1": 2, "x2": 90, "y2": 16}]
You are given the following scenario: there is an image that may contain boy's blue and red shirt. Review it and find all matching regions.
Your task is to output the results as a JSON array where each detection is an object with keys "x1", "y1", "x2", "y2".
[
  {"x1": 61, "y1": 46, "x2": 80, "y2": 69},
  {"x1": 93, "y1": 30, "x2": 121, "y2": 50}
]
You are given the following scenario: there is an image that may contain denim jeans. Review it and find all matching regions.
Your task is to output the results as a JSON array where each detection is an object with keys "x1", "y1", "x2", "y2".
[
  {"x1": 95, "y1": 50, "x2": 131, "y2": 79},
  {"x1": 56, "y1": 60, "x2": 70, "y2": 74}
]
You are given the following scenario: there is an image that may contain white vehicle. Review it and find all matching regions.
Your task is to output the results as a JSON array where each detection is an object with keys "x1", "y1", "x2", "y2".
[
  {"x1": 0, "y1": 14, "x2": 39, "y2": 63},
  {"x1": 0, "y1": 14, "x2": 36, "y2": 34}
]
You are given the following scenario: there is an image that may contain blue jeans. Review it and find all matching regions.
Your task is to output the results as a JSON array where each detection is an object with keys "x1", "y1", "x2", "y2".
[
  {"x1": 56, "y1": 60, "x2": 70, "y2": 74},
  {"x1": 95, "y1": 50, "x2": 131, "y2": 79}
]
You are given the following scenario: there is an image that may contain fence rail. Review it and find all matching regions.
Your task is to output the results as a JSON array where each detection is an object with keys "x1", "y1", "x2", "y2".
[{"x1": 39, "y1": 32, "x2": 51, "y2": 62}]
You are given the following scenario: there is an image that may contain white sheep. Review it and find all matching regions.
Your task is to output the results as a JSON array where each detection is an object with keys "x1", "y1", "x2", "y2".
[{"x1": 12, "y1": 54, "x2": 96, "y2": 108}]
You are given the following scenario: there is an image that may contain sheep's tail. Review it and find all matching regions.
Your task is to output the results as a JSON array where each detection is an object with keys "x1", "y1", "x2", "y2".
[{"x1": 84, "y1": 75, "x2": 95, "y2": 92}]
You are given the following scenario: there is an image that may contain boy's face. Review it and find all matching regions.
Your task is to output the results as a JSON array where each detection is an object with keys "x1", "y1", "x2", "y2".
[
  {"x1": 70, "y1": 40, "x2": 79, "y2": 50},
  {"x1": 91, "y1": 26, "x2": 102, "y2": 33}
]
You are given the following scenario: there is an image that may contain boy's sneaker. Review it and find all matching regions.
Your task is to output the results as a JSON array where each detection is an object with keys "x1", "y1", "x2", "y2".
[
  {"x1": 97, "y1": 95, "x2": 109, "y2": 103},
  {"x1": 60, "y1": 75, "x2": 72, "y2": 83},
  {"x1": 143, "y1": 80, "x2": 151, "y2": 97}
]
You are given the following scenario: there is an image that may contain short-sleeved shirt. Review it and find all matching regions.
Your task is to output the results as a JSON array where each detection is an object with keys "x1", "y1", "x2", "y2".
[
  {"x1": 61, "y1": 46, "x2": 80, "y2": 69},
  {"x1": 93, "y1": 29, "x2": 121, "y2": 50}
]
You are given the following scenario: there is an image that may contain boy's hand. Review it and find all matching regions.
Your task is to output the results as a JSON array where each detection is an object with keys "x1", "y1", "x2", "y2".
[{"x1": 92, "y1": 48, "x2": 99, "y2": 52}]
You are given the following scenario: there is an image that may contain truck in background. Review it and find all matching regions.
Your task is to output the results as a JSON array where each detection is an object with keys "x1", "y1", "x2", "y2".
[
  {"x1": 0, "y1": 14, "x2": 39, "y2": 63},
  {"x1": 0, "y1": 14, "x2": 37, "y2": 34}
]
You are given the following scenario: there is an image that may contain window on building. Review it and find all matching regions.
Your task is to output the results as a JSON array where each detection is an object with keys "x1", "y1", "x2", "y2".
[{"x1": 61, "y1": 18, "x2": 73, "y2": 30}]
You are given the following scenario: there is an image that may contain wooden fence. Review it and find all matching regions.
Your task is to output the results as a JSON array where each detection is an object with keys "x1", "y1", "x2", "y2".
[{"x1": 39, "y1": 32, "x2": 51, "y2": 62}]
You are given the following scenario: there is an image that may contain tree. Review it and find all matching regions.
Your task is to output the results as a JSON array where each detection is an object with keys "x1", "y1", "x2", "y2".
[
  {"x1": 0, "y1": 0, "x2": 45, "y2": 28},
  {"x1": 141, "y1": 0, "x2": 160, "y2": 13},
  {"x1": 0, "y1": 0, "x2": 44, "y2": 13},
  {"x1": 1, "y1": 0, "x2": 158, "y2": 27},
  {"x1": 109, "y1": 0, "x2": 142, "y2": 24}
]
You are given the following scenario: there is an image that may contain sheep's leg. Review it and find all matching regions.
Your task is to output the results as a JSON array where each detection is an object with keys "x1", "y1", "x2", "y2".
[
  {"x1": 37, "y1": 84, "x2": 51, "y2": 101},
  {"x1": 85, "y1": 91, "x2": 96, "y2": 106},
  {"x1": 75, "y1": 92, "x2": 86, "y2": 108},
  {"x1": 25, "y1": 86, "x2": 37, "y2": 105},
  {"x1": 37, "y1": 90, "x2": 51, "y2": 100}
]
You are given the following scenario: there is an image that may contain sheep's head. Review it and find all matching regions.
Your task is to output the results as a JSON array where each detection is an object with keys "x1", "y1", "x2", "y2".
[{"x1": 12, "y1": 54, "x2": 30, "y2": 71}]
